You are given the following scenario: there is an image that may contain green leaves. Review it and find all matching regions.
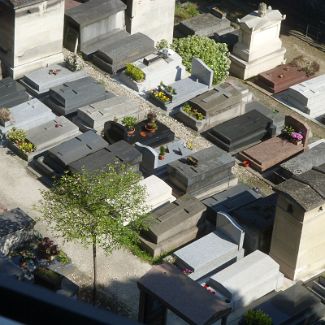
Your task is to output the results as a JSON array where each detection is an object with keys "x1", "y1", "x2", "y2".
[{"x1": 172, "y1": 35, "x2": 231, "y2": 84}]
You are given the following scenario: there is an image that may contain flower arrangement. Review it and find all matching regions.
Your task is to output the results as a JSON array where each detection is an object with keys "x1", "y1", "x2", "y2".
[
  {"x1": 64, "y1": 53, "x2": 83, "y2": 71},
  {"x1": 151, "y1": 89, "x2": 171, "y2": 103},
  {"x1": 182, "y1": 103, "x2": 205, "y2": 121},
  {"x1": 121, "y1": 116, "x2": 137, "y2": 130},
  {"x1": 291, "y1": 132, "x2": 303, "y2": 142},
  {"x1": 7, "y1": 127, "x2": 36, "y2": 154},
  {"x1": 159, "y1": 82, "x2": 177, "y2": 95},
  {"x1": 282, "y1": 125, "x2": 304, "y2": 144},
  {"x1": 0, "y1": 107, "x2": 11, "y2": 123},
  {"x1": 182, "y1": 268, "x2": 193, "y2": 275}
]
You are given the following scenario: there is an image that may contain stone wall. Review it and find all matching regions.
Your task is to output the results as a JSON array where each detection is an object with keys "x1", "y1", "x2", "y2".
[{"x1": 0, "y1": 4, "x2": 15, "y2": 68}]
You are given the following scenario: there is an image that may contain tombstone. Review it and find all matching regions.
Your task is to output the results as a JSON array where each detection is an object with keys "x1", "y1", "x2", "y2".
[
  {"x1": 276, "y1": 74, "x2": 325, "y2": 119},
  {"x1": 64, "y1": 0, "x2": 127, "y2": 52},
  {"x1": 7, "y1": 116, "x2": 81, "y2": 161},
  {"x1": 135, "y1": 139, "x2": 193, "y2": 176},
  {"x1": 178, "y1": 13, "x2": 234, "y2": 38},
  {"x1": 230, "y1": 4, "x2": 286, "y2": 80},
  {"x1": 231, "y1": 194, "x2": 277, "y2": 254},
  {"x1": 140, "y1": 175, "x2": 176, "y2": 212},
  {"x1": 104, "y1": 120, "x2": 175, "y2": 147},
  {"x1": 0, "y1": 78, "x2": 29, "y2": 108},
  {"x1": 208, "y1": 250, "x2": 284, "y2": 310},
  {"x1": 150, "y1": 58, "x2": 213, "y2": 113},
  {"x1": 140, "y1": 195, "x2": 208, "y2": 257},
  {"x1": 270, "y1": 165, "x2": 325, "y2": 280},
  {"x1": 0, "y1": 98, "x2": 55, "y2": 134},
  {"x1": 167, "y1": 145, "x2": 238, "y2": 199},
  {"x1": 0, "y1": 0, "x2": 64, "y2": 79},
  {"x1": 174, "y1": 212, "x2": 245, "y2": 281},
  {"x1": 45, "y1": 77, "x2": 114, "y2": 116},
  {"x1": 0, "y1": 208, "x2": 35, "y2": 255},
  {"x1": 202, "y1": 184, "x2": 262, "y2": 222},
  {"x1": 91, "y1": 32, "x2": 155, "y2": 74},
  {"x1": 68, "y1": 140, "x2": 142, "y2": 174},
  {"x1": 176, "y1": 82, "x2": 252, "y2": 132},
  {"x1": 74, "y1": 96, "x2": 145, "y2": 133},
  {"x1": 20, "y1": 63, "x2": 86, "y2": 98},
  {"x1": 204, "y1": 109, "x2": 275, "y2": 153},
  {"x1": 34, "y1": 131, "x2": 108, "y2": 176},
  {"x1": 118, "y1": 49, "x2": 189, "y2": 94}
]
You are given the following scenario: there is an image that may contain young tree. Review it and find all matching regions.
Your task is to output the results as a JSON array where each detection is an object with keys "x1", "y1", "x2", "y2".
[{"x1": 38, "y1": 163, "x2": 149, "y2": 303}]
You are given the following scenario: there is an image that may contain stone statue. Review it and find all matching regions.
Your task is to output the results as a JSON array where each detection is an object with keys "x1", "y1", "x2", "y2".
[{"x1": 258, "y1": 2, "x2": 267, "y2": 17}]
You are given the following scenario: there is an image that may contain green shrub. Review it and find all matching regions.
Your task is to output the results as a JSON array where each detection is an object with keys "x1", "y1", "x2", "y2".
[
  {"x1": 7, "y1": 127, "x2": 36, "y2": 153},
  {"x1": 172, "y1": 35, "x2": 231, "y2": 84},
  {"x1": 183, "y1": 103, "x2": 205, "y2": 120},
  {"x1": 156, "y1": 39, "x2": 169, "y2": 50},
  {"x1": 240, "y1": 309, "x2": 273, "y2": 325},
  {"x1": 125, "y1": 64, "x2": 145, "y2": 82},
  {"x1": 175, "y1": 2, "x2": 199, "y2": 21}
]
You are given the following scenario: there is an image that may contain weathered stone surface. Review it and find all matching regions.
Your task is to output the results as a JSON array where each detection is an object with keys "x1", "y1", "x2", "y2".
[
  {"x1": 167, "y1": 145, "x2": 237, "y2": 198},
  {"x1": 204, "y1": 109, "x2": 275, "y2": 153},
  {"x1": 0, "y1": 208, "x2": 35, "y2": 255},
  {"x1": 0, "y1": 254, "x2": 24, "y2": 279},
  {"x1": 0, "y1": 98, "x2": 55, "y2": 134},
  {"x1": 45, "y1": 77, "x2": 114, "y2": 116},
  {"x1": 208, "y1": 250, "x2": 283, "y2": 310},
  {"x1": 68, "y1": 140, "x2": 142, "y2": 173},
  {"x1": 20, "y1": 63, "x2": 86, "y2": 97},
  {"x1": 174, "y1": 212, "x2": 245, "y2": 281},
  {"x1": 0, "y1": 77, "x2": 29, "y2": 108}
]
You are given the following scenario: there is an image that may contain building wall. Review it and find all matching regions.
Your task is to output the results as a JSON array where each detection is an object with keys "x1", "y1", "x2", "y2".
[
  {"x1": 125, "y1": 0, "x2": 175, "y2": 44},
  {"x1": 0, "y1": 3, "x2": 15, "y2": 67}
]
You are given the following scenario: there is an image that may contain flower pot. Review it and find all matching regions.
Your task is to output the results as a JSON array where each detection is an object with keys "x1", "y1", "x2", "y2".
[
  {"x1": 127, "y1": 128, "x2": 135, "y2": 136},
  {"x1": 145, "y1": 124, "x2": 157, "y2": 133},
  {"x1": 242, "y1": 160, "x2": 250, "y2": 168},
  {"x1": 292, "y1": 139, "x2": 302, "y2": 145},
  {"x1": 158, "y1": 154, "x2": 165, "y2": 160}
]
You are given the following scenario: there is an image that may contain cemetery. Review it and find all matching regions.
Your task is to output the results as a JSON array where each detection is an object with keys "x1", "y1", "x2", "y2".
[{"x1": 0, "y1": 78, "x2": 29, "y2": 108}]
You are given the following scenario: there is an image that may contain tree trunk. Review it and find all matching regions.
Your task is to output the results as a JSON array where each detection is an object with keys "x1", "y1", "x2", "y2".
[{"x1": 92, "y1": 234, "x2": 97, "y2": 305}]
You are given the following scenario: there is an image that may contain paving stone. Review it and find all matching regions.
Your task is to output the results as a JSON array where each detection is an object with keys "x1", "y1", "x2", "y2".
[{"x1": 0, "y1": 77, "x2": 29, "y2": 108}]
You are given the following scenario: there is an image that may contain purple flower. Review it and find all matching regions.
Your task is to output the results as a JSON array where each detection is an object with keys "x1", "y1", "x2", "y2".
[{"x1": 291, "y1": 132, "x2": 303, "y2": 141}]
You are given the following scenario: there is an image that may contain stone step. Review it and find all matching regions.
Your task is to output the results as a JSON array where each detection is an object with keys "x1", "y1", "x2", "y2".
[{"x1": 312, "y1": 281, "x2": 325, "y2": 298}]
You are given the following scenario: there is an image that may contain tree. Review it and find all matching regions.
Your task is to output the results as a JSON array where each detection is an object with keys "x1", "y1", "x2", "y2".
[
  {"x1": 171, "y1": 35, "x2": 231, "y2": 84},
  {"x1": 38, "y1": 163, "x2": 149, "y2": 303}
]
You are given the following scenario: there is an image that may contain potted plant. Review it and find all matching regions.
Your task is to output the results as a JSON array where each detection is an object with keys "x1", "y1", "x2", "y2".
[
  {"x1": 159, "y1": 146, "x2": 166, "y2": 160},
  {"x1": 0, "y1": 107, "x2": 11, "y2": 127},
  {"x1": 151, "y1": 89, "x2": 171, "y2": 104},
  {"x1": 64, "y1": 53, "x2": 83, "y2": 72},
  {"x1": 239, "y1": 309, "x2": 272, "y2": 325},
  {"x1": 281, "y1": 125, "x2": 295, "y2": 140},
  {"x1": 125, "y1": 64, "x2": 145, "y2": 82},
  {"x1": 121, "y1": 116, "x2": 137, "y2": 136},
  {"x1": 290, "y1": 131, "x2": 304, "y2": 145},
  {"x1": 6, "y1": 127, "x2": 36, "y2": 158},
  {"x1": 145, "y1": 112, "x2": 158, "y2": 132}
]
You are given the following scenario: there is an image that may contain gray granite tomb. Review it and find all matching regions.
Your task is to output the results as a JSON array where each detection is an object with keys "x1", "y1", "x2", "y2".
[{"x1": 0, "y1": 78, "x2": 29, "y2": 108}]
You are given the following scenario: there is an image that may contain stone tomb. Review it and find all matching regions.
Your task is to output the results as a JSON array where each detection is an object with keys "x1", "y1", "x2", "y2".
[
  {"x1": 204, "y1": 109, "x2": 275, "y2": 153},
  {"x1": 140, "y1": 195, "x2": 208, "y2": 257},
  {"x1": 118, "y1": 49, "x2": 189, "y2": 94},
  {"x1": 0, "y1": 78, "x2": 29, "y2": 108},
  {"x1": 68, "y1": 140, "x2": 142, "y2": 174},
  {"x1": 174, "y1": 212, "x2": 245, "y2": 281},
  {"x1": 167, "y1": 145, "x2": 238, "y2": 199},
  {"x1": 45, "y1": 77, "x2": 114, "y2": 116},
  {"x1": 208, "y1": 250, "x2": 284, "y2": 310},
  {"x1": 0, "y1": 208, "x2": 35, "y2": 256},
  {"x1": 176, "y1": 82, "x2": 252, "y2": 132},
  {"x1": 20, "y1": 63, "x2": 86, "y2": 98},
  {"x1": 0, "y1": 98, "x2": 55, "y2": 134},
  {"x1": 230, "y1": 4, "x2": 286, "y2": 80},
  {"x1": 231, "y1": 194, "x2": 277, "y2": 254},
  {"x1": 34, "y1": 131, "x2": 108, "y2": 176},
  {"x1": 74, "y1": 96, "x2": 144, "y2": 133},
  {"x1": 104, "y1": 120, "x2": 175, "y2": 147},
  {"x1": 135, "y1": 139, "x2": 193, "y2": 176}
]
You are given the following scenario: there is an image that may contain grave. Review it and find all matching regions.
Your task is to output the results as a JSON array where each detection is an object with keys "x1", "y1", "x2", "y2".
[
  {"x1": 178, "y1": 13, "x2": 234, "y2": 37},
  {"x1": 91, "y1": 32, "x2": 156, "y2": 74},
  {"x1": 135, "y1": 139, "x2": 193, "y2": 176},
  {"x1": 68, "y1": 140, "x2": 142, "y2": 174},
  {"x1": 44, "y1": 77, "x2": 114, "y2": 116},
  {"x1": 74, "y1": 96, "x2": 144, "y2": 133},
  {"x1": 7, "y1": 116, "x2": 80, "y2": 161},
  {"x1": 270, "y1": 165, "x2": 325, "y2": 280},
  {"x1": 140, "y1": 195, "x2": 208, "y2": 257},
  {"x1": 258, "y1": 63, "x2": 311, "y2": 93},
  {"x1": 34, "y1": 131, "x2": 108, "y2": 176},
  {"x1": 150, "y1": 58, "x2": 213, "y2": 113},
  {"x1": 202, "y1": 184, "x2": 262, "y2": 222},
  {"x1": 20, "y1": 63, "x2": 86, "y2": 98},
  {"x1": 140, "y1": 175, "x2": 176, "y2": 212},
  {"x1": 0, "y1": 98, "x2": 55, "y2": 134},
  {"x1": 203, "y1": 109, "x2": 275, "y2": 153},
  {"x1": 276, "y1": 74, "x2": 325, "y2": 119},
  {"x1": 104, "y1": 119, "x2": 175, "y2": 147},
  {"x1": 118, "y1": 49, "x2": 189, "y2": 94},
  {"x1": 230, "y1": 4, "x2": 286, "y2": 80},
  {"x1": 208, "y1": 250, "x2": 284, "y2": 310},
  {"x1": 0, "y1": 0, "x2": 64, "y2": 79},
  {"x1": 239, "y1": 116, "x2": 310, "y2": 172},
  {"x1": 277, "y1": 141, "x2": 325, "y2": 180},
  {"x1": 0, "y1": 78, "x2": 29, "y2": 108},
  {"x1": 174, "y1": 212, "x2": 245, "y2": 281},
  {"x1": 0, "y1": 208, "x2": 35, "y2": 256},
  {"x1": 176, "y1": 82, "x2": 252, "y2": 132},
  {"x1": 231, "y1": 194, "x2": 277, "y2": 254},
  {"x1": 167, "y1": 145, "x2": 238, "y2": 199}
]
